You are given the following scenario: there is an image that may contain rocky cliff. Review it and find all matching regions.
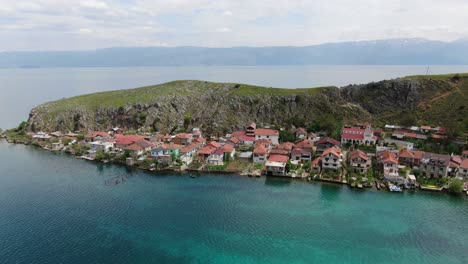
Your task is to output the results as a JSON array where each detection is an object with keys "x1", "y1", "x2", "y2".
[{"x1": 26, "y1": 74, "x2": 468, "y2": 134}]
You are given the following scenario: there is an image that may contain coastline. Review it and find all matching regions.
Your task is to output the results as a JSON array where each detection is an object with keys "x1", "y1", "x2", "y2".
[{"x1": 2, "y1": 137, "x2": 464, "y2": 196}]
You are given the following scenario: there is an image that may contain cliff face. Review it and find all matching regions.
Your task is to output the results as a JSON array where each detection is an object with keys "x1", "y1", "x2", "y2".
[{"x1": 26, "y1": 74, "x2": 468, "y2": 134}]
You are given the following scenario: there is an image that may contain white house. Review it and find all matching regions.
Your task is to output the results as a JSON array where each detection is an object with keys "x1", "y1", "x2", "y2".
[
  {"x1": 254, "y1": 128, "x2": 279, "y2": 145},
  {"x1": 321, "y1": 147, "x2": 342, "y2": 171},
  {"x1": 90, "y1": 141, "x2": 114, "y2": 152}
]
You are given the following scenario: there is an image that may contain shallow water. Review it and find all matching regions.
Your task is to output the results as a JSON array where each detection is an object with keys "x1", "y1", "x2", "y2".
[
  {"x1": 0, "y1": 139, "x2": 467, "y2": 264},
  {"x1": 2, "y1": 65, "x2": 468, "y2": 128}
]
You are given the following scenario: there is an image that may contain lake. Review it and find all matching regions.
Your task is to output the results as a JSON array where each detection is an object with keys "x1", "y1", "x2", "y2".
[
  {"x1": 0, "y1": 139, "x2": 467, "y2": 264},
  {"x1": 1, "y1": 65, "x2": 468, "y2": 129}
]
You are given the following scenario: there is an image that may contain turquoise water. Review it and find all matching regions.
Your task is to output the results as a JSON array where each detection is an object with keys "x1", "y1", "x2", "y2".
[
  {"x1": 0, "y1": 139, "x2": 467, "y2": 264},
  {"x1": 2, "y1": 65, "x2": 468, "y2": 128}
]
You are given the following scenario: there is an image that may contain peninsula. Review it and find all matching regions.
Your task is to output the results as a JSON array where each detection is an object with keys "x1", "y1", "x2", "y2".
[{"x1": 2, "y1": 73, "x2": 467, "y2": 194}]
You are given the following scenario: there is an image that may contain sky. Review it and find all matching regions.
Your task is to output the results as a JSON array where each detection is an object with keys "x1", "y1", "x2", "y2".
[{"x1": 1, "y1": 0, "x2": 468, "y2": 51}]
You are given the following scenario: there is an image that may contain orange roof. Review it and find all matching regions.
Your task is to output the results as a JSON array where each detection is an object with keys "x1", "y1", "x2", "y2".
[
  {"x1": 208, "y1": 141, "x2": 221, "y2": 148},
  {"x1": 253, "y1": 144, "x2": 268, "y2": 155},
  {"x1": 181, "y1": 142, "x2": 201, "y2": 154},
  {"x1": 322, "y1": 147, "x2": 342, "y2": 158},
  {"x1": 175, "y1": 133, "x2": 192, "y2": 139},
  {"x1": 294, "y1": 139, "x2": 314, "y2": 149},
  {"x1": 229, "y1": 137, "x2": 240, "y2": 144},
  {"x1": 398, "y1": 148, "x2": 414, "y2": 159},
  {"x1": 349, "y1": 149, "x2": 369, "y2": 161},
  {"x1": 316, "y1": 137, "x2": 340, "y2": 146},
  {"x1": 311, "y1": 157, "x2": 322, "y2": 166},
  {"x1": 420, "y1": 126, "x2": 432, "y2": 130},
  {"x1": 460, "y1": 159, "x2": 468, "y2": 169},
  {"x1": 255, "y1": 138, "x2": 272, "y2": 146},
  {"x1": 275, "y1": 142, "x2": 294, "y2": 151},
  {"x1": 255, "y1": 128, "x2": 279, "y2": 136},
  {"x1": 379, "y1": 150, "x2": 398, "y2": 164},
  {"x1": 198, "y1": 145, "x2": 217, "y2": 155},
  {"x1": 268, "y1": 155, "x2": 289, "y2": 163},
  {"x1": 124, "y1": 143, "x2": 144, "y2": 151},
  {"x1": 222, "y1": 144, "x2": 234, "y2": 153},
  {"x1": 85, "y1": 131, "x2": 108, "y2": 138}
]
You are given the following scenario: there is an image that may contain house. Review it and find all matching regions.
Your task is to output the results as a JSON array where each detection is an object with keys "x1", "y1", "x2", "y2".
[
  {"x1": 420, "y1": 126, "x2": 432, "y2": 133},
  {"x1": 114, "y1": 134, "x2": 145, "y2": 149},
  {"x1": 311, "y1": 157, "x2": 322, "y2": 174},
  {"x1": 458, "y1": 159, "x2": 468, "y2": 179},
  {"x1": 307, "y1": 132, "x2": 320, "y2": 142},
  {"x1": 321, "y1": 147, "x2": 342, "y2": 171},
  {"x1": 90, "y1": 141, "x2": 114, "y2": 152},
  {"x1": 51, "y1": 141, "x2": 64, "y2": 151},
  {"x1": 295, "y1": 127, "x2": 307, "y2": 139},
  {"x1": 291, "y1": 148, "x2": 312, "y2": 163},
  {"x1": 255, "y1": 128, "x2": 279, "y2": 145},
  {"x1": 348, "y1": 149, "x2": 371, "y2": 174},
  {"x1": 180, "y1": 143, "x2": 201, "y2": 165},
  {"x1": 377, "y1": 150, "x2": 399, "y2": 177},
  {"x1": 240, "y1": 135, "x2": 255, "y2": 145},
  {"x1": 253, "y1": 144, "x2": 268, "y2": 163},
  {"x1": 420, "y1": 153, "x2": 451, "y2": 178},
  {"x1": 226, "y1": 136, "x2": 240, "y2": 148},
  {"x1": 190, "y1": 128, "x2": 202, "y2": 139},
  {"x1": 150, "y1": 144, "x2": 182, "y2": 160},
  {"x1": 341, "y1": 123, "x2": 377, "y2": 145},
  {"x1": 315, "y1": 137, "x2": 340, "y2": 154},
  {"x1": 198, "y1": 145, "x2": 217, "y2": 159},
  {"x1": 294, "y1": 139, "x2": 315, "y2": 154},
  {"x1": 265, "y1": 155, "x2": 289, "y2": 177},
  {"x1": 221, "y1": 144, "x2": 236, "y2": 160},
  {"x1": 124, "y1": 143, "x2": 145, "y2": 157},
  {"x1": 33, "y1": 132, "x2": 52, "y2": 142},
  {"x1": 448, "y1": 156, "x2": 462, "y2": 177},
  {"x1": 208, "y1": 148, "x2": 225, "y2": 166},
  {"x1": 172, "y1": 133, "x2": 193, "y2": 145},
  {"x1": 384, "y1": 138, "x2": 415, "y2": 150},
  {"x1": 270, "y1": 142, "x2": 294, "y2": 157},
  {"x1": 84, "y1": 131, "x2": 109, "y2": 142},
  {"x1": 246, "y1": 123, "x2": 256, "y2": 137}
]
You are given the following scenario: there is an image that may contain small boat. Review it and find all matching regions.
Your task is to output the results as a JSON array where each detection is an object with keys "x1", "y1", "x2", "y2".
[{"x1": 389, "y1": 184, "x2": 402, "y2": 192}]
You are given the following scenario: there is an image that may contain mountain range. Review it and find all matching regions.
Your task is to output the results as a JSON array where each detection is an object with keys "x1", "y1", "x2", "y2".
[{"x1": 2, "y1": 38, "x2": 468, "y2": 68}]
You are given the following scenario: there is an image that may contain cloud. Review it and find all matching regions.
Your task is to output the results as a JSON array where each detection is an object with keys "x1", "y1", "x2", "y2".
[
  {"x1": 78, "y1": 28, "x2": 93, "y2": 34},
  {"x1": 79, "y1": 0, "x2": 108, "y2": 10},
  {"x1": 216, "y1": 27, "x2": 231, "y2": 33},
  {"x1": 1, "y1": 0, "x2": 468, "y2": 51}
]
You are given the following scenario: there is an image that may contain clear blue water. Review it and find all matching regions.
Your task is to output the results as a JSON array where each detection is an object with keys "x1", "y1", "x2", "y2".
[
  {"x1": 1, "y1": 139, "x2": 467, "y2": 264},
  {"x1": 2, "y1": 65, "x2": 468, "y2": 129}
]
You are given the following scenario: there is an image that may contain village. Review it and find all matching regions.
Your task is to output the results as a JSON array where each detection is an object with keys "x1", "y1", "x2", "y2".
[{"x1": 4, "y1": 121, "x2": 468, "y2": 195}]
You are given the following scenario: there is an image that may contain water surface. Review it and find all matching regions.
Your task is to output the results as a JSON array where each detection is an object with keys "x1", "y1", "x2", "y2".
[
  {"x1": 1, "y1": 65, "x2": 468, "y2": 129},
  {"x1": 0, "y1": 139, "x2": 467, "y2": 264}
]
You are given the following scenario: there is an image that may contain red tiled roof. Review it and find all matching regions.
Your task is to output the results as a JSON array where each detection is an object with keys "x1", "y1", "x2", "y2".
[
  {"x1": 255, "y1": 128, "x2": 279, "y2": 136},
  {"x1": 198, "y1": 145, "x2": 217, "y2": 155},
  {"x1": 208, "y1": 141, "x2": 222, "y2": 148},
  {"x1": 255, "y1": 138, "x2": 272, "y2": 146},
  {"x1": 254, "y1": 144, "x2": 268, "y2": 155},
  {"x1": 240, "y1": 135, "x2": 255, "y2": 142},
  {"x1": 165, "y1": 144, "x2": 183, "y2": 150},
  {"x1": 420, "y1": 126, "x2": 431, "y2": 130},
  {"x1": 322, "y1": 147, "x2": 342, "y2": 158},
  {"x1": 432, "y1": 134, "x2": 447, "y2": 139},
  {"x1": 460, "y1": 159, "x2": 468, "y2": 169},
  {"x1": 399, "y1": 148, "x2": 414, "y2": 159},
  {"x1": 195, "y1": 137, "x2": 206, "y2": 143},
  {"x1": 181, "y1": 142, "x2": 201, "y2": 154},
  {"x1": 85, "y1": 131, "x2": 108, "y2": 138},
  {"x1": 378, "y1": 150, "x2": 398, "y2": 164},
  {"x1": 342, "y1": 127, "x2": 365, "y2": 133},
  {"x1": 341, "y1": 133, "x2": 364, "y2": 140},
  {"x1": 316, "y1": 137, "x2": 340, "y2": 146},
  {"x1": 275, "y1": 142, "x2": 294, "y2": 151},
  {"x1": 269, "y1": 149, "x2": 290, "y2": 156},
  {"x1": 349, "y1": 149, "x2": 369, "y2": 161},
  {"x1": 222, "y1": 144, "x2": 234, "y2": 153},
  {"x1": 268, "y1": 154, "x2": 289, "y2": 163},
  {"x1": 413, "y1": 151, "x2": 425, "y2": 159},
  {"x1": 213, "y1": 148, "x2": 225, "y2": 156},
  {"x1": 294, "y1": 139, "x2": 314, "y2": 149},
  {"x1": 124, "y1": 143, "x2": 144, "y2": 151},
  {"x1": 232, "y1": 131, "x2": 246, "y2": 137},
  {"x1": 462, "y1": 150, "x2": 468, "y2": 155},
  {"x1": 291, "y1": 148, "x2": 311, "y2": 156},
  {"x1": 229, "y1": 137, "x2": 240, "y2": 144},
  {"x1": 175, "y1": 133, "x2": 192, "y2": 139},
  {"x1": 135, "y1": 139, "x2": 153, "y2": 149}
]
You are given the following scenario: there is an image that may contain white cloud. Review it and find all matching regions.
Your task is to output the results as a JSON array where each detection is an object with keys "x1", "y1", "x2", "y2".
[
  {"x1": 1, "y1": 0, "x2": 468, "y2": 50},
  {"x1": 78, "y1": 28, "x2": 93, "y2": 34},
  {"x1": 216, "y1": 27, "x2": 231, "y2": 33},
  {"x1": 79, "y1": 0, "x2": 108, "y2": 10}
]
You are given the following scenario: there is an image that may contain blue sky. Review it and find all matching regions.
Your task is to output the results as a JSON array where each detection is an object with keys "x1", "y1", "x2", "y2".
[{"x1": 1, "y1": 0, "x2": 468, "y2": 51}]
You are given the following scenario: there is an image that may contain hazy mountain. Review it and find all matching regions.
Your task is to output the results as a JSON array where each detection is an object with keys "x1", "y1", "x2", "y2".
[{"x1": 1, "y1": 38, "x2": 468, "y2": 68}]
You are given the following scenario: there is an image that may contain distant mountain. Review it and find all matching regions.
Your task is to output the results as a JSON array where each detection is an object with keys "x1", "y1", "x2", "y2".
[{"x1": 2, "y1": 38, "x2": 468, "y2": 67}]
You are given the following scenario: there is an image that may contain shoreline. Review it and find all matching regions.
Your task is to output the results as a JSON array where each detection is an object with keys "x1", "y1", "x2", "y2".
[{"x1": 2, "y1": 137, "x2": 465, "y2": 196}]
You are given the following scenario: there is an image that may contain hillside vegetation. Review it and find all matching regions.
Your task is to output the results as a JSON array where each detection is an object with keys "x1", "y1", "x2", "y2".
[{"x1": 26, "y1": 74, "x2": 468, "y2": 138}]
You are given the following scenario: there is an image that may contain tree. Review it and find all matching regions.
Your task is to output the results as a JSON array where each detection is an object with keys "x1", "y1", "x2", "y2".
[
  {"x1": 448, "y1": 179, "x2": 463, "y2": 194},
  {"x1": 95, "y1": 149, "x2": 105, "y2": 162},
  {"x1": 303, "y1": 161, "x2": 311, "y2": 172}
]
